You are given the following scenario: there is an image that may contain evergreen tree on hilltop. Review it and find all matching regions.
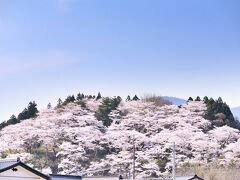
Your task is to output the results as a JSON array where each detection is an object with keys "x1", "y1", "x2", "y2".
[
  {"x1": 18, "y1": 108, "x2": 29, "y2": 120},
  {"x1": 57, "y1": 98, "x2": 63, "y2": 107},
  {"x1": 18, "y1": 101, "x2": 38, "y2": 120},
  {"x1": 0, "y1": 121, "x2": 6, "y2": 129},
  {"x1": 204, "y1": 97, "x2": 239, "y2": 129},
  {"x1": 132, "y1": 95, "x2": 140, "y2": 101},
  {"x1": 76, "y1": 93, "x2": 83, "y2": 101},
  {"x1": 7, "y1": 115, "x2": 19, "y2": 125},
  {"x1": 47, "y1": 103, "x2": 52, "y2": 109},
  {"x1": 208, "y1": 98, "x2": 215, "y2": 105},
  {"x1": 217, "y1": 97, "x2": 223, "y2": 104},
  {"x1": 187, "y1": 97, "x2": 193, "y2": 102},
  {"x1": 95, "y1": 96, "x2": 122, "y2": 127},
  {"x1": 195, "y1": 96, "x2": 201, "y2": 101},
  {"x1": 203, "y1": 96, "x2": 209, "y2": 104},
  {"x1": 27, "y1": 101, "x2": 38, "y2": 118},
  {"x1": 96, "y1": 92, "x2": 102, "y2": 100},
  {"x1": 126, "y1": 95, "x2": 131, "y2": 101},
  {"x1": 63, "y1": 95, "x2": 75, "y2": 105}
]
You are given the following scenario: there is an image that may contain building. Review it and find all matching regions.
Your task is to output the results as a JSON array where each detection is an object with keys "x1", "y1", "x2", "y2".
[{"x1": 0, "y1": 159, "x2": 82, "y2": 180}]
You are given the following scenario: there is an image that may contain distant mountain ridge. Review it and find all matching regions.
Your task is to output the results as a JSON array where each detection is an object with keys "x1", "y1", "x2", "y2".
[
  {"x1": 231, "y1": 106, "x2": 240, "y2": 118},
  {"x1": 163, "y1": 96, "x2": 186, "y2": 105}
]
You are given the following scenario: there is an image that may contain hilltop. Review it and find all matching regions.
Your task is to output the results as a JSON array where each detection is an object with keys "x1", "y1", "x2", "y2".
[{"x1": 0, "y1": 96, "x2": 240, "y2": 179}]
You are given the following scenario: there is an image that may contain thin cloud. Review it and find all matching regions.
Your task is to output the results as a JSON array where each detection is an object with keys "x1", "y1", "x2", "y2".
[{"x1": 0, "y1": 51, "x2": 81, "y2": 76}]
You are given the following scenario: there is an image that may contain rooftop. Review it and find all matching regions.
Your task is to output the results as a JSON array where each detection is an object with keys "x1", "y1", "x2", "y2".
[
  {"x1": 50, "y1": 174, "x2": 82, "y2": 180},
  {"x1": 0, "y1": 158, "x2": 18, "y2": 170}
]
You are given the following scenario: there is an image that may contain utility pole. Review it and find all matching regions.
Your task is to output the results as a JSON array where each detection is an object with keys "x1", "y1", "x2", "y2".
[
  {"x1": 172, "y1": 142, "x2": 176, "y2": 180},
  {"x1": 132, "y1": 138, "x2": 136, "y2": 179}
]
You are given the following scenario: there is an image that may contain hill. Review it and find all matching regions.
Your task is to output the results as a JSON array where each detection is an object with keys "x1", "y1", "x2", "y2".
[{"x1": 0, "y1": 98, "x2": 240, "y2": 178}]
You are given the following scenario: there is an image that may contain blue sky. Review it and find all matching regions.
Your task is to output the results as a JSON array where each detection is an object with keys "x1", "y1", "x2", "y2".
[{"x1": 0, "y1": 0, "x2": 240, "y2": 121}]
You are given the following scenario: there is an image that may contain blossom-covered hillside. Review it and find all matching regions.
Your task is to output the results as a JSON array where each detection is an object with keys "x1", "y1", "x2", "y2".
[{"x1": 0, "y1": 99, "x2": 240, "y2": 178}]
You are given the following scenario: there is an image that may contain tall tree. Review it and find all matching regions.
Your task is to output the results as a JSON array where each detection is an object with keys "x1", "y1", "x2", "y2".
[
  {"x1": 187, "y1": 97, "x2": 193, "y2": 102},
  {"x1": 47, "y1": 103, "x2": 52, "y2": 109},
  {"x1": 132, "y1": 95, "x2": 140, "y2": 101},
  {"x1": 27, "y1": 101, "x2": 39, "y2": 118},
  {"x1": 18, "y1": 101, "x2": 38, "y2": 120},
  {"x1": 126, "y1": 95, "x2": 131, "y2": 101},
  {"x1": 76, "y1": 93, "x2": 83, "y2": 101},
  {"x1": 195, "y1": 96, "x2": 201, "y2": 101},
  {"x1": 95, "y1": 97, "x2": 121, "y2": 127},
  {"x1": 7, "y1": 115, "x2": 19, "y2": 125},
  {"x1": 203, "y1": 96, "x2": 209, "y2": 104},
  {"x1": 96, "y1": 92, "x2": 102, "y2": 100}
]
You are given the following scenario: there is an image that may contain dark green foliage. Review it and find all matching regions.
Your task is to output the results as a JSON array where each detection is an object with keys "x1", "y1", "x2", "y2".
[
  {"x1": 7, "y1": 115, "x2": 19, "y2": 125},
  {"x1": 156, "y1": 157, "x2": 169, "y2": 173},
  {"x1": 126, "y1": 95, "x2": 131, "y2": 101},
  {"x1": 18, "y1": 101, "x2": 38, "y2": 120},
  {"x1": 132, "y1": 95, "x2": 140, "y2": 101},
  {"x1": 187, "y1": 97, "x2": 193, "y2": 102},
  {"x1": 96, "y1": 92, "x2": 102, "y2": 100},
  {"x1": 28, "y1": 101, "x2": 39, "y2": 118},
  {"x1": 57, "y1": 98, "x2": 63, "y2": 107},
  {"x1": 18, "y1": 108, "x2": 29, "y2": 120},
  {"x1": 1, "y1": 101, "x2": 39, "y2": 130},
  {"x1": 62, "y1": 95, "x2": 75, "y2": 105},
  {"x1": 77, "y1": 93, "x2": 84, "y2": 101},
  {"x1": 203, "y1": 96, "x2": 209, "y2": 104},
  {"x1": 204, "y1": 97, "x2": 240, "y2": 129},
  {"x1": 47, "y1": 103, "x2": 52, "y2": 109},
  {"x1": 76, "y1": 100, "x2": 86, "y2": 108},
  {"x1": 195, "y1": 96, "x2": 201, "y2": 101},
  {"x1": 95, "y1": 96, "x2": 122, "y2": 127},
  {"x1": 0, "y1": 121, "x2": 6, "y2": 129},
  {"x1": 0, "y1": 115, "x2": 20, "y2": 129}
]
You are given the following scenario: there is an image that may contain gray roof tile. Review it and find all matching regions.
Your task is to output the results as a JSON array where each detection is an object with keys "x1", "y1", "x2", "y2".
[{"x1": 0, "y1": 159, "x2": 18, "y2": 170}]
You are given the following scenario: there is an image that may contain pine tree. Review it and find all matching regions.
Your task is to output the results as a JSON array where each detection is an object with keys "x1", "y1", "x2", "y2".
[
  {"x1": 17, "y1": 108, "x2": 29, "y2": 120},
  {"x1": 77, "y1": 93, "x2": 83, "y2": 101},
  {"x1": 132, "y1": 95, "x2": 140, "y2": 101},
  {"x1": 17, "y1": 101, "x2": 38, "y2": 120},
  {"x1": 96, "y1": 92, "x2": 102, "y2": 100},
  {"x1": 195, "y1": 96, "x2": 201, "y2": 101},
  {"x1": 126, "y1": 95, "x2": 131, "y2": 101},
  {"x1": 217, "y1": 97, "x2": 223, "y2": 104},
  {"x1": 95, "y1": 97, "x2": 122, "y2": 127},
  {"x1": 204, "y1": 97, "x2": 238, "y2": 129},
  {"x1": 187, "y1": 97, "x2": 193, "y2": 102},
  {"x1": 203, "y1": 96, "x2": 209, "y2": 104},
  {"x1": 63, "y1": 95, "x2": 75, "y2": 105},
  {"x1": 47, "y1": 103, "x2": 52, "y2": 109},
  {"x1": 57, "y1": 98, "x2": 63, "y2": 107},
  {"x1": 7, "y1": 115, "x2": 19, "y2": 125},
  {"x1": 27, "y1": 101, "x2": 38, "y2": 118}
]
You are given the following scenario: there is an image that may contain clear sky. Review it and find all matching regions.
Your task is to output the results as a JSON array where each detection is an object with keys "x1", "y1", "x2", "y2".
[{"x1": 0, "y1": 0, "x2": 240, "y2": 122}]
